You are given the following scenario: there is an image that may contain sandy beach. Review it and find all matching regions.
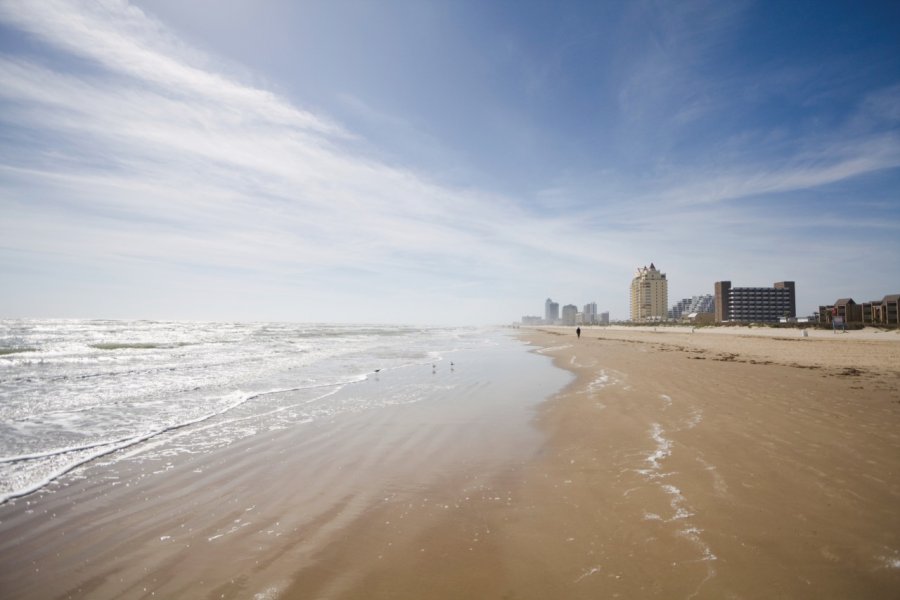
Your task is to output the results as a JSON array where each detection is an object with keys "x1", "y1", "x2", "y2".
[
  {"x1": 315, "y1": 326, "x2": 900, "y2": 599},
  {"x1": 505, "y1": 326, "x2": 900, "y2": 599},
  {"x1": 2, "y1": 326, "x2": 899, "y2": 598}
]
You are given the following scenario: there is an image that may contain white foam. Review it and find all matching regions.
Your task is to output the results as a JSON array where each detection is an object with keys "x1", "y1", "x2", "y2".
[
  {"x1": 586, "y1": 371, "x2": 613, "y2": 394},
  {"x1": 254, "y1": 586, "x2": 283, "y2": 600},
  {"x1": 661, "y1": 484, "x2": 695, "y2": 521},
  {"x1": 661, "y1": 483, "x2": 682, "y2": 496},
  {"x1": 535, "y1": 344, "x2": 572, "y2": 354},
  {"x1": 636, "y1": 423, "x2": 717, "y2": 570},
  {"x1": 574, "y1": 566, "x2": 602, "y2": 583},
  {"x1": 645, "y1": 422, "x2": 672, "y2": 472},
  {"x1": 3, "y1": 322, "x2": 565, "y2": 504},
  {"x1": 684, "y1": 407, "x2": 703, "y2": 429}
]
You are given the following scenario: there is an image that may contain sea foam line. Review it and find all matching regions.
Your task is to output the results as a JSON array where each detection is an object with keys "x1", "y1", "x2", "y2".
[
  {"x1": 636, "y1": 422, "x2": 672, "y2": 478},
  {"x1": 587, "y1": 370, "x2": 614, "y2": 393},
  {"x1": 116, "y1": 386, "x2": 344, "y2": 460},
  {"x1": 535, "y1": 344, "x2": 572, "y2": 354},
  {"x1": 0, "y1": 435, "x2": 149, "y2": 464},
  {"x1": 0, "y1": 380, "x2": 357, "y2": 505},
  {"x1": 0, "y1": 378, "x2": 361, "y2": 466},
  {"x1": 637, "y1": 421, "x2": 718, "y2": 582}
]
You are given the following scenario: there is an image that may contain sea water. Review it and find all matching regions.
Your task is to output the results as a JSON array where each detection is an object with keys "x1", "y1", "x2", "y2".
[{"x1": 0, "y1": 320, "x2": 539, "y2": 504}]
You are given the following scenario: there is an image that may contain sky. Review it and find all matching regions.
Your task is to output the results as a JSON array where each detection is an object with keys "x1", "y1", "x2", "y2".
[{"x1": 0, "y1": 0, "x2": 898, "y2": 325}]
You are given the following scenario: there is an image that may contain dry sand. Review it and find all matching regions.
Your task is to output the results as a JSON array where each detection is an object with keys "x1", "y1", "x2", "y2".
[{"x1": 1, "y1": 326, "x2": 899, "y2": 599}]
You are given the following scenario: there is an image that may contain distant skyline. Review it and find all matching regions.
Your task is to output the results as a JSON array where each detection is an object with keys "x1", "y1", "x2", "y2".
[{"x1": 1, "y1": 1, "x2": 899, "y2": 324}]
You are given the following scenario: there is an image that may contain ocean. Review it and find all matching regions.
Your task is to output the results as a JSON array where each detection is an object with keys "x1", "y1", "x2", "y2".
[{"x1": 0, "y1": 319, "x2": 559, "y2": 505}]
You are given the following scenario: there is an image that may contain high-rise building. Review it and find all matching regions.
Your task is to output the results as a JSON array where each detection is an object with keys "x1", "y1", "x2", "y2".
[
  {"x1": 561, "y1": 304, "x2": 578, "y2": 326},
  {"x1": 630, "y1": 263, "x2": 668, "y2": 322},
  {"x1": 544, "y1": 298, "x2": 560, "y2": 324},
  {"x1": 583, "y1": 302, "x2": 598, "y2": 325},
  {"x1": 714, "y1": 281, "x2": 796, "y2": 323},
  {"x1": 599, "y1": 311, "x2": 610, "y2": 325}
]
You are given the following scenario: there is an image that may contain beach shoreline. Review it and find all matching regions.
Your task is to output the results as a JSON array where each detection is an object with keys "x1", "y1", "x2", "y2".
[
  {"x1": 2, "y1": 326, "x2": 899, "y2": 598},
  {"x1": 0, "y1": 331, "x2": 568, "y2": 599},
  {"x1": 285, "y1": 326, "x2": 900, "y2": 598},
  {"x1": 294, "y1": 326, "x2": 900, "y2": 598}
]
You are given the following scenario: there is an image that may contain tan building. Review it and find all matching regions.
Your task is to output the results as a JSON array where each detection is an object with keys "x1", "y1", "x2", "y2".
[
  {"x1": 819, "y1": 294, "x2": 900, "y2": 327},
  {"x1": 630, "y1": 263, "x2": 668, "y2": 322}
]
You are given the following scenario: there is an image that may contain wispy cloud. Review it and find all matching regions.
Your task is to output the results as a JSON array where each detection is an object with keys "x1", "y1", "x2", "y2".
[
  {"x1": 0, "y1": 1, "x2": 627, "y2": 320},
  {"x1": 0, "y1": 0, "x2": 897, "y2": 322}
]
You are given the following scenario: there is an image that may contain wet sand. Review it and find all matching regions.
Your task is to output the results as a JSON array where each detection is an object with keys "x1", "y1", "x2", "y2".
[
  {"x1": 308, "y1": 326, "x2": 900, "y2": 599},
  {"x1": 504, "y1": 327, "x2": 900, "y2": 599},
  {"x1": 2, "y1": 327, "x2": 899, "y2": 598},
  {"x1": 0, "y1": 336, "x2": 568, "y2": 599}
]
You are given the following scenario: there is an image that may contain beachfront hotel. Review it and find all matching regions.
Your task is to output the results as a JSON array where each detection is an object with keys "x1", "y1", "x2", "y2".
[
  {"x1": 714, "y1": 281, "x2": 796, "y2": 323},
  {"x1": 629, "y1": 263, "x2": 668, "y2": 322},
  {"x1": 669, "y1": 294, "x2": 715, "y2": 321}
]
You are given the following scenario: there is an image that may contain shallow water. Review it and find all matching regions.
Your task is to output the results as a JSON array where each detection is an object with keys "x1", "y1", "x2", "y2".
[{"x1": 0, "y1": 320, "x2": 545, "y2": 503}]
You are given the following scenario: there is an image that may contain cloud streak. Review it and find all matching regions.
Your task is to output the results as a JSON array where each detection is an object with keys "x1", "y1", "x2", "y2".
[
  {"x1": 0, "y1": 0, "x2": 898, "y2": 322},
  {"x1": 0, "y1": 2, "x2": 611, "y2": 320}
]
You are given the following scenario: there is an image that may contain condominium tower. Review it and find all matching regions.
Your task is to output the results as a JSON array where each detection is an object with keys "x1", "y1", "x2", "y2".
[
  {"x1": 669, "y1": 294, "x2": 715, "y2": 320},
  {"x1": 561, "y1": 304, "x2": 578, "y2": 326},
  {"x1": 583, "y1": 302, "x2": 598, "y2": 325},
  {"x1": 714, "y1": 281, "x2": 796, "y2": 323},
  {"x1": 544, "y1": 298, "x2": 560, "y2": 324},
  {"x1": 630, "y1": 263, "x2": 668, "y2": 322}
]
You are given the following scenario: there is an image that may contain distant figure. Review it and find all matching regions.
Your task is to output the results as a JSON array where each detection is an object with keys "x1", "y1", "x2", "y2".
[{"x1": 576, "y1": 327, "x2": 581, "y2": 339}]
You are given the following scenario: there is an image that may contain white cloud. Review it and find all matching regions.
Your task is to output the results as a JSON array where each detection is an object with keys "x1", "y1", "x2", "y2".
[
  {"x1": 0, "y1": 0, "x2": 897, "y2": 322},
  {"x1": 0, "y1": 1, "x2": 622, "y2": 321}
]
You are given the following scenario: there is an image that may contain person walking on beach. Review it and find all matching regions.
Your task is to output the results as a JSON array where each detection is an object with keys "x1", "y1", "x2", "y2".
[{"x1": 576, "y1": 327, "x2": 581, "y2": 339}]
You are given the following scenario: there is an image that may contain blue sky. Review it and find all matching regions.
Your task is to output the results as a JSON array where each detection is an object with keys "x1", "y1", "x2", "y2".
[{"x1": 1, "y1": 0, "x2": 898, "y2": 324}]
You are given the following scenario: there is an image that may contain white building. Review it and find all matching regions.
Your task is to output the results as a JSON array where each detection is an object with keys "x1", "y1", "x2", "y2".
[{"x1": 561, "y1": 304, "x2": 578, "y2": 326}]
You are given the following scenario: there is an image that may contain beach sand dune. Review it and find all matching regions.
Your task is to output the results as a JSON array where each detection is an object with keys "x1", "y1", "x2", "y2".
[{"x1": 1, "y1": 327, "x2": 898, "y2": 598}]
